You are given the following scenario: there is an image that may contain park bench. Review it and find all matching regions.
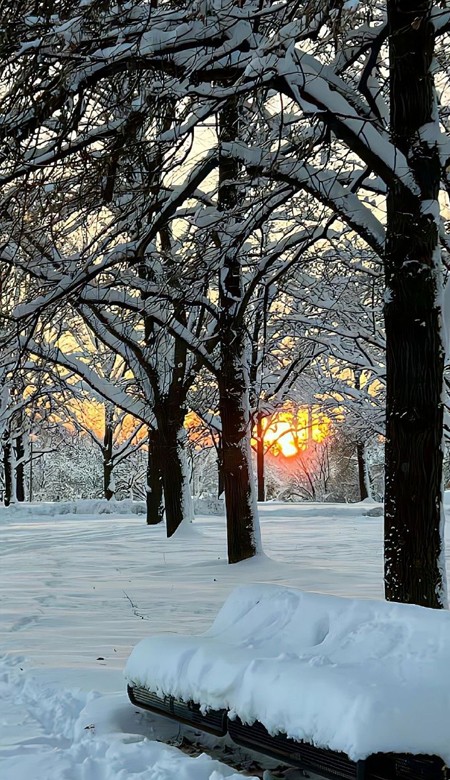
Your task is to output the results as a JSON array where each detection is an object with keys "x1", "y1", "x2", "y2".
[{"x1": 125, "y1": 584, "x2": 450, "y2": 780}]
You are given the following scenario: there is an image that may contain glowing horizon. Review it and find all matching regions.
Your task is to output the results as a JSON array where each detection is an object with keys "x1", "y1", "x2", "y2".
[{"x1": 256, "y1": 407, "x2": 332, "y2": 459}]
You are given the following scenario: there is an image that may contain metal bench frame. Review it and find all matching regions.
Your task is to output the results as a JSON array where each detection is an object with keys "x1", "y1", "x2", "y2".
[{"x1": 128, "y1": 685, "x2": 449, "y2": 780}]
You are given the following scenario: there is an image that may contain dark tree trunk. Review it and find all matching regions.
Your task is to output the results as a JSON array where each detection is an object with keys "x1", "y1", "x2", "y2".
[
  {"x1": 354, "y1": 371, "x2": 369, "y2": 502},
  {"x1": 307, "y1": 407, "x2": 313, "y2": 444},
  {"x1": 217, "y1": 435, "x2": 225, "y2": 498},
  {"x1": 356, "y1": 441, "x2": 369, "y2": 502},
  {"x1": 256, "y1": 412, "x2": 265, "y2": 502},
  {"x1": 218, "y1": 97, "x2": 260, "y2": 564},
  {"x1": 384, "y1": 0, "x2": 445, "y2": 607},
  {"x1": 103, "y1": 405, "x2": 115, "y2": 500},
  {"x1": 219, "y1": 359, "x2": 259, "y2": 564},
  {"x1": 3, "y1": 439, "x2": 12, "y2": 507},
  {"x1": 146, "y1": 427, "x2": 164, "y2": 525},
  {"x1": 155, "y1": 403, "x2": 190, "y2": 537},
  {"x1": 15, "y1": 434, "x2": 25, "y2": 502}
]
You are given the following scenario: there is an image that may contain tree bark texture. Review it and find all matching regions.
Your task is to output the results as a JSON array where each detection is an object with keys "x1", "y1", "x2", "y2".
[
  {"x1": 217, "y1": 435, "x2": 225, "y2": 499},
  {"x1": 2, "y1": 438, "x2": 12, "y2": 507},
  {"x1": 154, "y1": 402, "x2": 189, "y2": 537},
  {"x1": 354, "y1": 372, "x2": 369, "y2": 502},
  {"x1": 103, "y1": 405, "x2": 115, "y2": 501},
  {"x1": 219, "y1": 364, "x2": 260, "y2": 563},
  {"x1": 218, "y1": 97, "x2": 261, "y2": 563},
  {"x1": 146, "y1": 427, "x2": 164, "y2": 525},
  {"x1": 14, "y1": 433, "x2": 25, "y2": 502},
  {"x1": 356, "y1": 441, "x2": 369, "y2": 502},
  {"x1": 384, "y1": 0, "x2": 446, "y2": 607}
]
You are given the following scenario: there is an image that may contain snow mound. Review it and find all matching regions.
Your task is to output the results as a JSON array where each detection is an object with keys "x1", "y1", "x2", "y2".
[
  {"x1": 125, "y1": 584, "x2": 450, "y2": 763},
  {"x1": 0, "y1": 496, "x2": 223, "y2": 519},
  {"x1": 0, "y1": 498, "x2": 147, "y2": 518}
]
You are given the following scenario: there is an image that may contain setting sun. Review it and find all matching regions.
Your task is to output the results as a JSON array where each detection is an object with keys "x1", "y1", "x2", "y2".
[{"x1": 255, "y1": 406, "x2": 332, "y2": 459}]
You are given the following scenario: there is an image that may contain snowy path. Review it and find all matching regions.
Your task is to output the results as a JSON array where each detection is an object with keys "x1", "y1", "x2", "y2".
[
  {"x1": 0, "y1": 499, "x2": 444, "y2": 779},
  {"x1": 0, "y1": 652, "x2": 257, "y2": 780}
]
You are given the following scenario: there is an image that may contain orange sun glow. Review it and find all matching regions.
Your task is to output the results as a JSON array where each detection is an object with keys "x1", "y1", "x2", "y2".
[{"x1": 256, "y1": 408, "x2": 332, "y2": 458}]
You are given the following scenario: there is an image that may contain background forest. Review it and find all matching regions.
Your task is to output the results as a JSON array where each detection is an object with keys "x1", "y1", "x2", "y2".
[{"x1": 0, "y1": 404, "x2": 387, "y2": 505}]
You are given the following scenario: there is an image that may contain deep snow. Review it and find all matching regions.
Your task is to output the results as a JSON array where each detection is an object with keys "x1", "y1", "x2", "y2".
[
  {"x1": 1, "y1": 498, "x2": 446, "y2": 778},
  {"x1": 126, "y1": 584, "x2": 450, "y2": 762}
]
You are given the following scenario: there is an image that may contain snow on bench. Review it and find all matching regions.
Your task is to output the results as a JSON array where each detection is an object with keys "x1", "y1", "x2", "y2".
[{"x1": 125, "y1": 584, "x2": 450, "y2": 774}]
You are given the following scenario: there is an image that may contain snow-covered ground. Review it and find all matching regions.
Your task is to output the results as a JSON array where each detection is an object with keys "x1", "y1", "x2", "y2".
[{"x1": 0, "y1": 498, "x2": 442, "y2": 779}]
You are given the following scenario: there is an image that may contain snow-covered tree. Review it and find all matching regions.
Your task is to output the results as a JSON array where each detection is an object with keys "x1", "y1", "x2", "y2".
[{"x1": 1, "y1": 0, "x2": 450, "y2": 595}]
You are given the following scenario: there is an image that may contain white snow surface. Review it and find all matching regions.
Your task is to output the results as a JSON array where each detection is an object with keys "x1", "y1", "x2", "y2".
[
  {"x1": 126, "y1": 584, "x2": 450, "y2": 762},
  {"x1": 2, "y1": 497, "x2": 450, "y2": 777}
]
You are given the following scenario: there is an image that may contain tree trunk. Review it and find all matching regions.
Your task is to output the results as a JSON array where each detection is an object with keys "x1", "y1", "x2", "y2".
[
  {"x1": 219, "y1": 344, "x2": 261, "y2": 563},
  {"x1": 384, "y1": 0, "x2": 446, "y2": 607},
  {"x1": 218, "y1": 97, "x2": 261, "y2": 564},
  {"x1": 15, "y1": 433, "x2": 25, "y2": 502},
  {"x1": 354, "y1": 372, "x2": 370, "y2": 502},
  {"x1": 307, "y1": 406, "x2": 313, "y2": 445},
  {"x1": 29, "y1": 438, "x2": 33, "y2": 502},
  {"x1": 3, "y1": 438, "x2": 12, "y2": 507},
  {"x1": 217, "y1": 435, "x2": 225, "y2": 498},
  {"x1": 103, "y1": 404, "x2": 115, "y2": 500},
  {"x1": 256, "y1": 412, "x2": 265, "y2": 502},
  {"x1": 155, "y1": 404, "x2": 191, "y2": 537},
  {"x1": 356, "y1": 441, "x2": 369, "y2": 502},
  {"x1": 146, "y1": 427, "x2": 164, "y2": 525}
]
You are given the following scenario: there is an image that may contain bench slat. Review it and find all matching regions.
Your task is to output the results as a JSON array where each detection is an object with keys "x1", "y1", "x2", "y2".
[{"x1": 128, "y1": 685, "x2": 449, "y2": 780}]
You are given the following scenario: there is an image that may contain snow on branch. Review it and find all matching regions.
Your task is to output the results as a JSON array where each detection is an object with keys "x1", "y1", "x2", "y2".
[
  {"x1": 21, "y1": 337, "x2": 149, "y2": 425},
  {"x1": 223, "y1": 141, "x2": 385, "y2": 255}
]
